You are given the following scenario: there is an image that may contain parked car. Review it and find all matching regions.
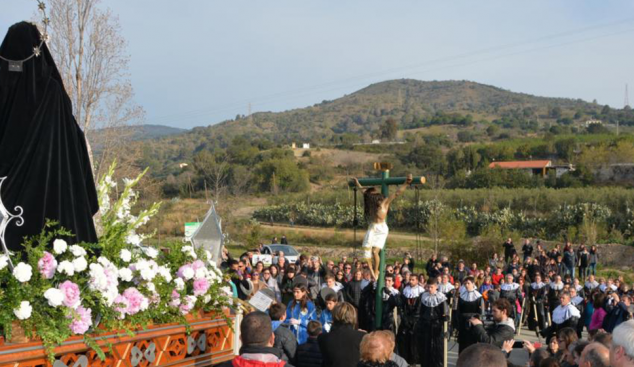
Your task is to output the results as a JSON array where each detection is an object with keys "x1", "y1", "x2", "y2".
[{"x1": 261, "y1": 244, "x2": 300, "y2": 264}]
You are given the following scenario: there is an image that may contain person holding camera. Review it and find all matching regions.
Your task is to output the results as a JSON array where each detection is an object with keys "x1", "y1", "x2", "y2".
[{"x1": 468, "y1": 298, "x2": 516, "y2": 349}]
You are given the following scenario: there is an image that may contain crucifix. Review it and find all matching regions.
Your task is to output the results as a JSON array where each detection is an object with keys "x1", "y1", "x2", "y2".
[{"x1": 349, "y1": 162, "x2": 425, "y2": 329}]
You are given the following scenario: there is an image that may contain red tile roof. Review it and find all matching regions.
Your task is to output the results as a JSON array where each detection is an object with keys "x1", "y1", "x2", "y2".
[{"x1": 488, "y1": 160, "x2": 552, "y2": 169}]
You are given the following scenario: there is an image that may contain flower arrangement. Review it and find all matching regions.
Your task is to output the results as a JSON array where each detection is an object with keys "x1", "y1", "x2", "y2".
[{"x1": 0, "y1": 162, "x2": 232, "y2": 361}]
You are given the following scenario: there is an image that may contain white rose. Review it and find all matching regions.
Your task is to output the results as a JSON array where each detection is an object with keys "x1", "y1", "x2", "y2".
[
  {"x1": 144, "y1": 247, "x2": 158, "y2": 259},
  {"x1": 147, "y1": 282, "x2": 156, "y2": 293},
  {"x1": 72, "y1": 257, "x2": 88, "y2": 272},
  {"x1": 97, "y1": 256, "x2": 112, "y2": 267},
  {"x1": 0, "y1": 255, "x2": 9, "y2": 271},
  {"x1": 13, "y1": 262, "x2": 32, "y2": 283},
  {"x1": 13, "y1": 301, "x2": 32, "y2": 320},
  {"x1": 44, "y1": 288, "x2": 65, "y2": 307},
  {"x1": 57, "y1": 260, "x2": 75, "y2": 276},
  {"x1": 69, "y1": 245, "x2": 87, "y2": 257},
  {"x1": 181, "y1": 267, "x2": 194, "y2": 280},
  {"x1": 140, "y1": 267, "x2": 156, "y2": 281},
  {"x1": 174, "y1": 278, "x2": 185, "y2": 291},
  {"x1": 120, "y1": 249, "x2": 132, "y2": 263},
  {"x1": 221, "y1": 286, "x2": 232, "y2": 296},
  {"x1": 126, "y1": 233, "x2": 141, "y2": 246},
  {"x1": 53, "y1": 239, "x2": 67, "y2": 255},
  {"x1": 118, "y1": 267, "x2": 133, "y2": 282},
  {"x1": 181, "y1": 246, "x2": 197, "y2": 259},
  {"x1": 158, "y1": 266, "x2": 173, "y2": 283},
  {"x1": 194, "y1": 268, "x2": 207, "y2": 280}
]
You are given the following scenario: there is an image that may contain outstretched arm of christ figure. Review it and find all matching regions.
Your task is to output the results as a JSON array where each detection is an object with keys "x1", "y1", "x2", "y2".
[
  {"x1": 383, "y1": 174, "x2": 413, "y2": 207},
  {"x1": 352, "y1": 178, "x2": 364, "y2": 189}
]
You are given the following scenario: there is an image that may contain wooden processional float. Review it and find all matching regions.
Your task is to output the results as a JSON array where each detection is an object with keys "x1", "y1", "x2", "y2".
[
  {"x1": 0, "y1": 184, "x2": 239, "y2": 367},
  {"x1": 0, "y1": 310, "x2": 238, "y2": 367}
]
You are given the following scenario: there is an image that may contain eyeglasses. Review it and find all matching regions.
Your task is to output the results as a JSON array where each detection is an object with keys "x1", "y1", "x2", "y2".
[{"x1": 345, "y1": 267, "x2": 352, "y2": 270}]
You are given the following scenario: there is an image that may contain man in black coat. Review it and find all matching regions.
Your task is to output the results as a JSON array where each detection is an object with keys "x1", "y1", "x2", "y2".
[
  {"x1": 521, "y1": 239, "x2": 534, "y2": 263},
  {"x1": 469, "y1": 298, "x2": 516, "y2": 349},
  {"x1": 503, "y1": 238, "x2": 515, "y2": 264},
  {"x1": 318, "y1": 302, "x2": 365, "y2": 367},
  {"x1": 295, "y1": 321, "x2": 323, "y2": 367}
]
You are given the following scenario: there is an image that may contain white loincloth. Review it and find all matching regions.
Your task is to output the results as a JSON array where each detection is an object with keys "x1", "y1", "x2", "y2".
[{"x1": 362, "y1": 222, "x2": 389, "y2": 258}]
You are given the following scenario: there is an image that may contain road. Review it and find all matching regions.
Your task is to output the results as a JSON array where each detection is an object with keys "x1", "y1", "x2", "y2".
[{"x1": 260, "y1": 223, "x2": 430, "y2": 242}]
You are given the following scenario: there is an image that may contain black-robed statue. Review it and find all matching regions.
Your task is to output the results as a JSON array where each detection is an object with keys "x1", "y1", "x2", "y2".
[{"x1": 0, "y1": 22, "x2": 98, "y2": 251}]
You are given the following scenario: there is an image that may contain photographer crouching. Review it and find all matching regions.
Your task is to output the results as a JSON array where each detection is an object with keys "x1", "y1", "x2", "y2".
[{"x1": 468, "y1": 298, "x2": 516, "y2": 348}]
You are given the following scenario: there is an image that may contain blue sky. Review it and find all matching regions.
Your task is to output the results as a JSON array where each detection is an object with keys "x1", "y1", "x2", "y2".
[{"x1": 3, "y1": 1, "x2": 634, "y2": 129}]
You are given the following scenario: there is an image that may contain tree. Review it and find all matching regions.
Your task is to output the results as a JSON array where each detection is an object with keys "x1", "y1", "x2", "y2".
[
  {"x1": 192, "y1": 151, "x2": 229, "y2": 199},
  {"x1": 253, "y1": 159, "x2": 309, "y2": 193},
  {"x1": 486, "y1": 124, "x2": 500, "y2": 137},
  {"x1": 380, "y1": 118, "x2": 398, "y2": 141},
  {"x1": 47, "y1": 0, "x2": 144, "y2": 177},
  {"x1": 549, "y1": 107, "x2": 562, "y2": 119}
]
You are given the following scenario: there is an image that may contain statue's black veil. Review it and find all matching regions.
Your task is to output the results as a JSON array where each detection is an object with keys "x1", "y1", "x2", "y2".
[{"x1": 0, "y1": 22, "x2": 98, "y2": 251}]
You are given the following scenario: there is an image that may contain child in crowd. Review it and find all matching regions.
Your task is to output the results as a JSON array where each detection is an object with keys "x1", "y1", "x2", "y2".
[
  {"x1": 295, "y1": 321, "x2": 323, "y2": 367},
  {"x1": 270, "y1": 303, "x2": 297, "y2": 363},
  {"x1": 320, "y1": 293, "x2": 338, "y2": 333}
]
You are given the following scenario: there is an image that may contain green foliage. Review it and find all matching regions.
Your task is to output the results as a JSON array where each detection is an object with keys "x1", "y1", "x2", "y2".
[
  {"x1": 255, "y1": 194, "x2": 632, "y2": 244},
  {"x1": 380, "y1": 118, "x2": 398, "y2": 140},
  {"x1": 254, "y1": 158, "x2": 310, "y2": 193}
]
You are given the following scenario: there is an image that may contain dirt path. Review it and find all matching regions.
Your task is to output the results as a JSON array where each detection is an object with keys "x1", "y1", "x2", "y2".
[{"x1": 260, "y1": 223, "x2": 430, "y2": 242}]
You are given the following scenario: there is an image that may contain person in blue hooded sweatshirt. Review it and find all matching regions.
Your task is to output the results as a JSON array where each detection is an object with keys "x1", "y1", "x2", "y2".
[
  {"x1": 319, "y1": 293, "x2": 338, "y2": 333},
  {"x1": 286, "y1": 283, "x2": 317, "y2": 344}
]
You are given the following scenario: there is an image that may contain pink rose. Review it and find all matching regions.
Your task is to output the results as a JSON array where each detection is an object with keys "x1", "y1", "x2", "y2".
[
  {"x1": 59, "y1": 281, "x2": 81, "y2": 309},
  {"x1": 38, "y1": 252, "x2": 57, "y2": 279},
  {"x1": 68, "y1": 306, "x2": 92, "y2": 334},
  {"x1": 192, "y1": 260, "x2": 205, "y2": 270},
  {"x1": 193, "y1": 278, "x2": 210, "y2": 296},
  {"x1": 123, "y1": 287, "x2": 148, "y2": 315}
]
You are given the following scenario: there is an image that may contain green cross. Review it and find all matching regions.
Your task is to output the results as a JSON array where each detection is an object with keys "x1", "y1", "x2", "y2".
[{"x1": 349, "y1": 168, "x2": 425, "y2": 329}]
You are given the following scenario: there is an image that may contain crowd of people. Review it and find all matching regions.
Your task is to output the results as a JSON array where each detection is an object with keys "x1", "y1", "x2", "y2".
[{"x1": 219, "y1": 237, "x2": 634, "y2": 367}]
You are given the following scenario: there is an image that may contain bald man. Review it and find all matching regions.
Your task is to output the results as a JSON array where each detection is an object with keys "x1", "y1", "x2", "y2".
[{"x1": 578, "y1": 342, "x2": 610, "y2": 367}]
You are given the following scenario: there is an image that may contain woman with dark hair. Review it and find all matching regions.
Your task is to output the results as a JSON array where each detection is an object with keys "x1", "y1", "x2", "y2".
[
  {"x1": 269, "y1": 264, "x2": 280, "y2": 283},
  {"x1": 286, "y1": 284, "x2": 317, "y2": 345},
  {"x1": 262, "y1": 267, "x2": 281, "y2": 302},
  {"x1": 318, "y1": 302, "x2": 365, "y2": 367},
  {"x1": 336, "y1": 270, "x2": 346, "y2": 285},
  {"x1": 280, "y1": 267, "x2": 297, "y2": 306},
  {"x1": 589, "y1": 292, "x2": 607, "y2": 336}
]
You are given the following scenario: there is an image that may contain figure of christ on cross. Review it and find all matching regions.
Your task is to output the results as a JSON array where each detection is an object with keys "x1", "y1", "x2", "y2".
[{"x1": 353, "y1": 173, "x2": 413, "y2": 278}]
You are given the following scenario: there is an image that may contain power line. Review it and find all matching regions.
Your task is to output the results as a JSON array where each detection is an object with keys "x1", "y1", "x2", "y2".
[{"x1": 146, "y1": 18, "x2": 634, "y2": 126}]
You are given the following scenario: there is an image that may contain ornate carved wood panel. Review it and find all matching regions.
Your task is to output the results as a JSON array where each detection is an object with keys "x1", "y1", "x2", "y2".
[{"x1": 0, "y1": 313, "x2": 234, "y2": 367}]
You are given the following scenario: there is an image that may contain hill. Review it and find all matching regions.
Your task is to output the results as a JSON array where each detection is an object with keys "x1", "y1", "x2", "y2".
[
  {"x1": 131, "y1": 79, "x2": 634, "y2": 183},
  {"x1": 133, "y1": 124, "x2": 188, "y2": 140},
  {"x1": 189, "y1": 79, "x2": 601, "y2": 145}
]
